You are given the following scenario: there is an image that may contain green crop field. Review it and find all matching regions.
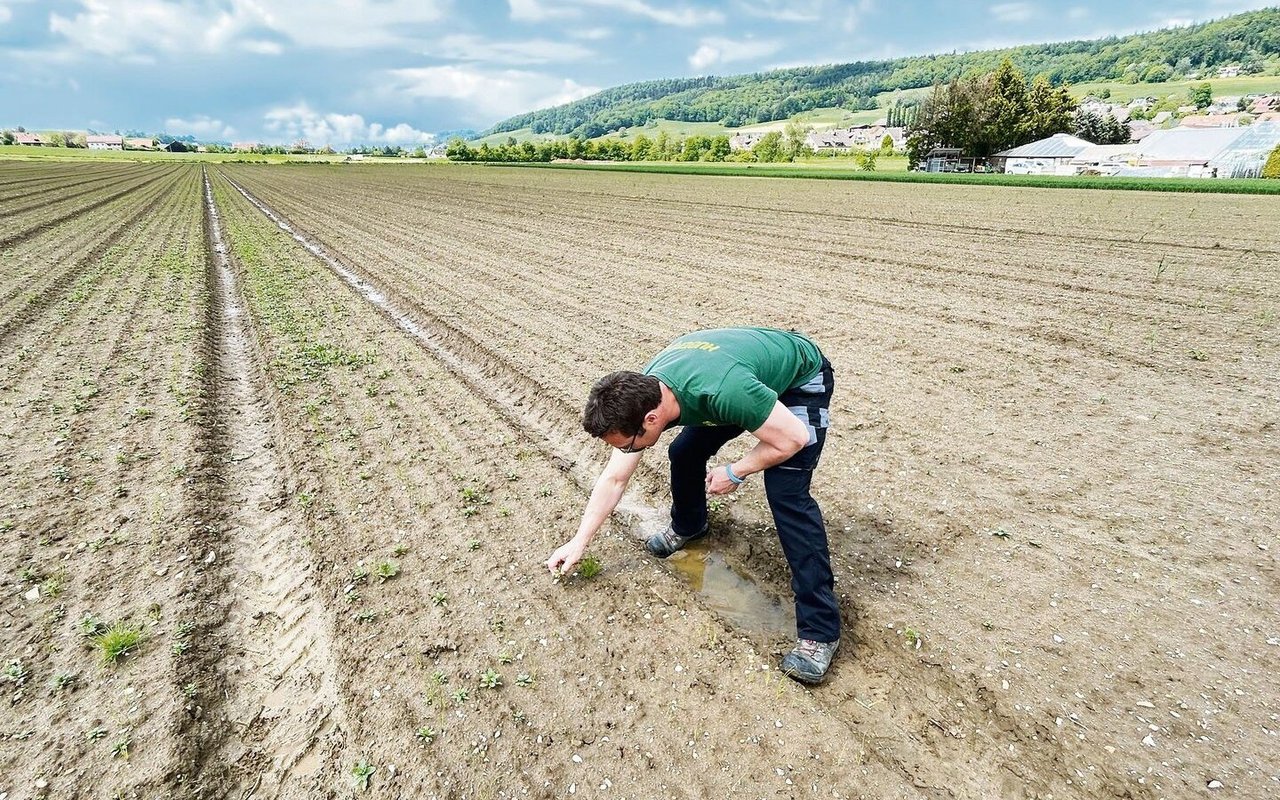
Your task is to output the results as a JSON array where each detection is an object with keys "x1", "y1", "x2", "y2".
[{"x1": 1068, "y1": 74, "x2": 1280, "y2": 103}]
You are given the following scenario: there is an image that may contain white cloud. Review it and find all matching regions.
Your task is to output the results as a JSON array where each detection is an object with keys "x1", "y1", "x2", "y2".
[
  {"x1": 568, "y1": 27, "x2": 613, "y2": 40},
  {"x1": 508, "y1": 0, "x2": 720, "y2": 26},
  {"x1": 689, "y1": 37, "x2": 781, "y2": 72},
  {"x1": 165, "y1": 114, "x2": 236, "y2": 139},
  {"x1": 385, "y1": 65, "x2": 599, "y2": 122},
  {"x1": 581, "y1": 0, "x2": 722, "y2": 26},
  {"x1": 433, "y1": 34, "x2": 594, "y2": 65},
  {"x1": 1067, "y1": 6, "x2": 1089, "y2": 21},
  {"x1": 989, "y1": 2, "x2": 1035, "y2": 23},
  {"x1": 507, "y1": 0, "x2": 580, "y2": 21},
  {"x1": 0, "y1": 7, "x2": 12, "y2": 24},
  {"x1": 262, "y1": 103, "x2": 437, "y2": 146},
  {"x1": 46, "y1": 0, "x2": 448, "y2": 60},
  {"x1": 737, "y1": 0, "x2": 826, "y2": 23}
]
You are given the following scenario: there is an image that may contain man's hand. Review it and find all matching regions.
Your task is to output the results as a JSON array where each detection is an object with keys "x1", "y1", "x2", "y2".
[
  {"x1": 705, "y1": 465, "x2": 743, "y2": 496},
  {"x1": 546, "y1": 537, "x2": 589, "y2": 576}
]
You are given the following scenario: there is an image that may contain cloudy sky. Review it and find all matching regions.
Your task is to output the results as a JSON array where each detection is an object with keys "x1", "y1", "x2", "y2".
[{"x1": 0, "y1": 0, "x2": 1271, "y2": 145}]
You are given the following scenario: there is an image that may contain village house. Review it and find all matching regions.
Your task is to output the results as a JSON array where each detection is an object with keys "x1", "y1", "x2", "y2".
[
  {"x1": 13, "y1": 132, "x2": 44, "y2": 146},
  {"x1": 125, "y1": 137, "x2": 155, "y2": 150},
  {"x1": 1217, "y1": 65, "x2": 1242, "y2": 78},
  {"x1": 87, "y1": 134, "x2": 124, "y2": 150},
  {"x1": 728, "y1": 132, "x2": 765, "y2": 151},
  {"x1": 231, "y1": 142, "x2": 259, "y2": 152}
]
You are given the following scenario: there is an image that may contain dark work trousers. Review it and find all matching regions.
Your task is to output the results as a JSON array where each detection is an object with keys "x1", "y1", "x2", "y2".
[{"x1": 667, "y1": 358, "x2": 839, "y2": 643}]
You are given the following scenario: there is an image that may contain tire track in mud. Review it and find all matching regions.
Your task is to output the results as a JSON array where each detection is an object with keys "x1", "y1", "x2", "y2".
[
  {"x1": 220, "y1": 172, "x2": 1134, "y2": 800},
  {"x1": 193, "y1": 169, "x2": 344, "y2": 797}
]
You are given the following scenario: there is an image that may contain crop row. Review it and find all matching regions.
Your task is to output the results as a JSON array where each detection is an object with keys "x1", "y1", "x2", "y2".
[{"x1": 0, "y1": 165, "x2": 222, "y2": 795}]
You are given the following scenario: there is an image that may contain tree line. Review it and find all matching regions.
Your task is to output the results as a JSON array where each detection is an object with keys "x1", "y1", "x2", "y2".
[{"x1": 446, "y1": 122, "x2": 836, "y2": 166}]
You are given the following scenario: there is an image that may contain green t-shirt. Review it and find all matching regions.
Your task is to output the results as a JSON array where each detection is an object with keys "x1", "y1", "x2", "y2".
[{"x1": 643, "y1": 327, "x2": 823, "y2": 431}]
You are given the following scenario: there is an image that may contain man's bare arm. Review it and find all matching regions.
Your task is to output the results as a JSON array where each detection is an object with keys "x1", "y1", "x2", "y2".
[{"x1": 545, "y1": 448, "x2": 644, "y2": 574}]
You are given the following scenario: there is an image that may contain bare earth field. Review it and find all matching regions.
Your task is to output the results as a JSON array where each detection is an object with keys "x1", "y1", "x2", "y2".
[{"x1": 1, "y1": 161, "x2": 1276, "y2": 800}]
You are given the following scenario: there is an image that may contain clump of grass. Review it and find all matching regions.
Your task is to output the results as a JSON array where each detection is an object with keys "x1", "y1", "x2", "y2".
[
  {"x1": 94, "y1": 621, "x2": 145, "y2": 665},
  {"x1": 577, "y1": 555, "x2": 603, "y2": 579},
  {"x1": 374, "y1": 561, "x2": 399, "y2": 582}
]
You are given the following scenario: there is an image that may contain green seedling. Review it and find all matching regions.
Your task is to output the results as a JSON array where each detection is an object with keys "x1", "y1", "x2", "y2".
[
  {"x1": 351, "y1": 565, "x2": 370, "y2": 584},
  {"x1": 515, "y1": 673, "x2": 535, "y2": 688},
  {"x1": 3, "y1": 660, "x2": 29, "y2": 685},
  {"x1": 479, "y1": 669, "x2": 502, "y2": 689},
  {"x1": 375, "y1": 561, "x2": 400, "y2": 582},
  {"x1": 79, "y1": 614, "x2": 108, "y2": 638},
  {"x1": 352, "y1": 761, "x2": 376, "y2": 792},
  {"x1": 904, "y1": 628, "x2": 922, "y2": 649},
  {"x1": 49, "y1": 671, "x2": 77, "y2": 692},
  {"x1": 468, "y1": 539, "x2": 481, "y2": 551},
  {"x1": 354, "y1": 610, "x2": 378, "y2": 624},
  {"x1": 95, "y1": 622, "x2": 145, "y2": 665},
  {"x1": 416, "y1": 726, "x2": 438, "y2": 744},
  {"x1": 431, "y1": 592, "x2": 448, "y2": 607},
  {"x1": 112, "y1": 736, "x2": 131, "y2": 759},
  {"x1": 88, "y1": 727, "x2": 108, "y2": 741},
  {"x1": 51, "y1": 465, "x2": 71, "y2": 483},
  {"x1": 451, "y1": 688, "x2": 470, "y2": 704},
  {"x1": 577, "y1": 555, "x2": 603, "y2": 579},
  {"x1": 392, "y1": 543, "x2": 409, "y2": 557},
  {"x1": 497, "y1": 650, "x2": 514, "y2": 665}
]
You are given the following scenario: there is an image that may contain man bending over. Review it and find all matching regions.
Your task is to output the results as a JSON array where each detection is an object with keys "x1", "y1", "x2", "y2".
[{"x1": 545, "y1": 327, "x2": 840, "y2": 684}]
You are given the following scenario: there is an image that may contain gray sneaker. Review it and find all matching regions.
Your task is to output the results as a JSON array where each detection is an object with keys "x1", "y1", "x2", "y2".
[
  {"x1": 781, "y1": 638, "x2": 840, "y2": 685},
  {"x1": 645, "y1": 523, "x2": 708, "y2": 558}
]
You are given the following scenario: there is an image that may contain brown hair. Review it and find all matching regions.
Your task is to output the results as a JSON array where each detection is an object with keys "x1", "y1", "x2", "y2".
[{"x1": 582, "y1": 371, "x2": 661, "y2": 438}]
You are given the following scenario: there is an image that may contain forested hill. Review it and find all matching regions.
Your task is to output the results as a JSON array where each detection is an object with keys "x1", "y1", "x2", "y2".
[{"x1": 483, "y1": 7, "x2": 1280, "y2": 138}]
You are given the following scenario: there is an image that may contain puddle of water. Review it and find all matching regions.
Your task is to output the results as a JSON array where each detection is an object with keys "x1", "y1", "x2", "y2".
[{"x1": 665, "y1": 541, "x2": 795, "y2": 637}]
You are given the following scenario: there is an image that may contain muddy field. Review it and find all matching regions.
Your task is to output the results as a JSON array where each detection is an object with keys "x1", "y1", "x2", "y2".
[{"x1": 1, "y1": 161, "x2": 1276, "y2": 800}]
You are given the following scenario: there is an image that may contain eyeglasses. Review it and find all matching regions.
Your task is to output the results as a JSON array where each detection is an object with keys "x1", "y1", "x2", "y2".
[{"x1": 618, "y1": 431, "x2": 647, "y2": 454}]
